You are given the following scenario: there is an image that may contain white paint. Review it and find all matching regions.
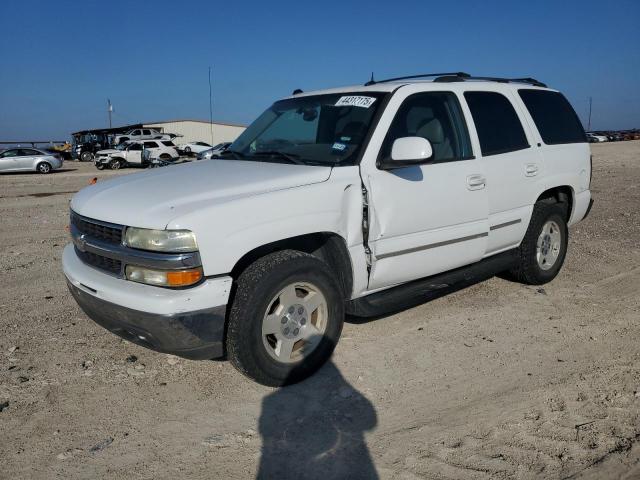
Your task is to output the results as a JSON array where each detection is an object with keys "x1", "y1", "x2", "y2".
[{"x1": 390, "y1": 137, "x2": 433, "y2": 162}]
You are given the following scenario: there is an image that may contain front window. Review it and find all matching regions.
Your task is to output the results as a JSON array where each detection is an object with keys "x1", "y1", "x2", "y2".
[{"x1": 228, "y1": 92, "x2": 386, "y2": 166}]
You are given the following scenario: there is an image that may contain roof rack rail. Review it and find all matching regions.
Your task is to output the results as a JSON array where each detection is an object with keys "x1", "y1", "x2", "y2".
[
  {"x1": 365, "y1": 72, "x2": 471, "y2": 86},
  {"x1": 433, "y1": 74, "x2": 547, "y2": 88}
]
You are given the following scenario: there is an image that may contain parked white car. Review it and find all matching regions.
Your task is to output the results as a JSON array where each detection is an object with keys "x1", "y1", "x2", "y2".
[
  {"x1": 0, "y1": 148, "x2": 63, "y2": 173},
  {"x1": 177, "y1": 141, "x2": 212, "y2": 155},
  {"x1": 112, "y1": 128, "x2": 172, "y2": 145},
  {"x1": 586, "y1": 133, "x2": 608, "y2": 142},
  {"x1": 196, "y1": 142, "x2": 232, "y2": 160},
  {"x1": 64, "y1": 73, "x2": 593, "y2": 386},
  {"x1": 94, "y1": 140, "x2": 179, "y2": 170}
]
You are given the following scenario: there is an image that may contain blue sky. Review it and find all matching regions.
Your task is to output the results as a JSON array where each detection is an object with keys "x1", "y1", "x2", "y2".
[{"x1": 1, "y1": 0, "x2": 638, "y2": 140}]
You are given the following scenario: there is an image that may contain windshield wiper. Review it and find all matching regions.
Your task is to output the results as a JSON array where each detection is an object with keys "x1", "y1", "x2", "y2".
[{"x1": 249, "y1": 150, "x2": 305, "y2": 165}]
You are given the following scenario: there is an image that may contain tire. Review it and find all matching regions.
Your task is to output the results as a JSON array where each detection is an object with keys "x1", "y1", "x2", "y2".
[
  {"x1": 509, "y1": 201, "x2": 568, "y2": 285},
  {"x1": 226, "y1": 250, "x2": 344, "y2": 386},
  {"x1": 36, "y1": 162, "x2": 52, "y2": 174},
  {"x1": 109, "y1": 159, "x2": 122, "y2": 170},
  {"x1": 95, "y1": 163, "x2": 105, "y2": 170},
  {"x1": 184, "y1": 146, "x2": 191, "y2": 154},
  {"x1": 80, "y1": 151, "x2": 93, "y2": 162}
]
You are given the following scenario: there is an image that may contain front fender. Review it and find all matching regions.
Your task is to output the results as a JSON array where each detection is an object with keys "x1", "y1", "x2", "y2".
[{"x1": 167, "y1": 167, "x2": 364, "y2": 276}]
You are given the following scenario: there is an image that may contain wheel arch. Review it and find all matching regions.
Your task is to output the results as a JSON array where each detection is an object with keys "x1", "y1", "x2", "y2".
[
  {"x1": 230, "y1": 232, "x2": 354, "y2": 300},
  {"x1": 535, "y1": 185, "x2": 574, "y2": 222}
]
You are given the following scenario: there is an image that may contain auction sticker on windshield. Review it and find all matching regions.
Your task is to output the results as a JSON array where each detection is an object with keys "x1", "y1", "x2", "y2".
[{"x1": 335, "y1": 96, "x2": 376, "y2": 108}]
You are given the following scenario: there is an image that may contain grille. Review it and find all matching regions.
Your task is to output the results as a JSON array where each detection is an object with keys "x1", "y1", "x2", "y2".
[
  {"x1": 76, "y1": 249, "x2": 122, "y2": 275},
  {"x1": 71, "y1": 212, "x2": 123, "y2": 244}
]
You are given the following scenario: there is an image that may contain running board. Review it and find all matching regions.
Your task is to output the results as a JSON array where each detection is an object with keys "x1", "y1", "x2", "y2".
[{"x1": 346, "y1": 249, "x2": 519, "y2": 317}]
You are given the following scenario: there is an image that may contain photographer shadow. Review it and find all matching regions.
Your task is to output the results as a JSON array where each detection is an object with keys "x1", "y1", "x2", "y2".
[{"x1": 256, "y1": 361, "x2": 378, "y2": 480}]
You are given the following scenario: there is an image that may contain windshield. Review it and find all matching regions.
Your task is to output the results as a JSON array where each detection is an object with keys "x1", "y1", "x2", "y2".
[
  {"x1": 115, "y1": 142, "x2": 128, "y2": 150},
  {"x1": 228, "y1": 92, "x2": 385, "y2": 166}
]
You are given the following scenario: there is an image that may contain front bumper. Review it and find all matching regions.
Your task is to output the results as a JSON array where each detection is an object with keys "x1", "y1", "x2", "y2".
[
  {"x1": 67, "y1": 280, "x2": 226, "y2": 359},
  {"x1": 63, "y1": 244, "x2": 232, "y2": 359}
]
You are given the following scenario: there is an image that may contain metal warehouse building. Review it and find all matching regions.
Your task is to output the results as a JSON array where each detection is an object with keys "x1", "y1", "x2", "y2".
[
  {"x1": 72, "y1": 119, "x2": 245, "y2": 147},
  {"x1": 144, "y1": 119, "x2": 245, "y2": 145}
]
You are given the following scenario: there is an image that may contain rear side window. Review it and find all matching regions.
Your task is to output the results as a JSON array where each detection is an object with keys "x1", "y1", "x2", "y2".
[
  {"x1": 518, "y1": 90, "x2": 586, "y2": 145},
  {"x1": 162, "y1": 141, "x2": 175, "y2": 147},
  {"x1": 464, "y1": 91, "x2": 529, "y2": 156},
  {"x1": 144, "y1": 141, "x2": 159, "y2": 148}
]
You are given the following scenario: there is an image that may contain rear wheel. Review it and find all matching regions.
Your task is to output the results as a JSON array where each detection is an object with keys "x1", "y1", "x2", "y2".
[
  {"x1": 509, "y1": 202, "x2": 568, "y2": 285},
  {"x1": 95, "y1": 163, "x2": 105, "y2": 170},
  {"x1": 226, "y1": 250, "x2": 344, "y2": 386},
  {"x1": 36, "y1": 162, "x2": 51, "y2": 174},
  {"x1": 184, "y1": 146, "x2": 191, "y2": 154},
  {"x1": 109, "y1": 159, "x2": 122, "y2": 170}
]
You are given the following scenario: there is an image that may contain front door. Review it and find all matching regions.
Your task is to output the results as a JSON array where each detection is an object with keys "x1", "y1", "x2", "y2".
[{"x1": 362, "y1": 89, "x2": 489, "y2": 290}]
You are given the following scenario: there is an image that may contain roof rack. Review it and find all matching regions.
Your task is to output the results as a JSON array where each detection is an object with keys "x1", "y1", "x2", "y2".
[
  {"x1": 364, "y1": 72, "x2": 546, "y2": 88},
  {"x1": 364, "y1": 72, "x2": 471, "y2": 86},
  {"x1": 433, "y1": 74, "x2": 547, "y2": 88}
]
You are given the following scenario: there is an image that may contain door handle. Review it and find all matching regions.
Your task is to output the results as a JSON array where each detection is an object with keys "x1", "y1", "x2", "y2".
[
  {"x1": 466, "y1": 174, "x2": 486, "y2": 190},
  {"x1": 525, "y1": 163, "x2": 539, "y2": 177}
]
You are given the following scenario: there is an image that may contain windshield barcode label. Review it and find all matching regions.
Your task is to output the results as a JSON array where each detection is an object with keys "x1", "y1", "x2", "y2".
[{"x1": 335, "y1": 96, "x2": 376, "y2": 108}]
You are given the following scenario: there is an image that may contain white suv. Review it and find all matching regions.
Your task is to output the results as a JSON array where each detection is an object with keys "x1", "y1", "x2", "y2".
[
  {"x1": 94, "y1": 140, "x2": 179, "y2": 169},
  {"x1": 63, "y1": 73, "x2": 593, "y2": 386}
]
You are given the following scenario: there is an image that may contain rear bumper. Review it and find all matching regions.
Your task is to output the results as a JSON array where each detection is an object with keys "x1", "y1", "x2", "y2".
[
  {"x1": 569, "y1": 190, "x2": 592, "y2": 226},
  {"x1": 67, "y1": 281, "x2": 226, "y2": 359},
  {"x1": 582, "y1": 198, "x2": 594, "y2": 221}
]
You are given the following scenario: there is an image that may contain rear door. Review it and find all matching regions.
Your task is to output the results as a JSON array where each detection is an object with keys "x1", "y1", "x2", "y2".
[
  {"x1": 462, "y1": 89, "x2": 543, "y2": 255},
  {"x1": 363, "y1": 88, "x2": 489, "y2": 290},
  {"x1": 16, "y1": 149, "x2": 39, "y2": 169}
]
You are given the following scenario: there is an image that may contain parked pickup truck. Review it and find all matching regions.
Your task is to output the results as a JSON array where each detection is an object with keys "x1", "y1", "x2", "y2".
[{"x1": 63, "y1": 73, "x2": 593, "y2": 386}]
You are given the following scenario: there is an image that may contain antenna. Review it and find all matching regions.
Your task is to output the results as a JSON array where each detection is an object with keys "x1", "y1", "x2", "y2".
[
  {"x1": 365, "y1": 72, "x2": 376, "y2": 86},
  {"x1": 107, "y1": 99, "x2": 113, "y2": 128},
  {"x1": 208, "y1": 66, "x2": 214, "y2": 145}
]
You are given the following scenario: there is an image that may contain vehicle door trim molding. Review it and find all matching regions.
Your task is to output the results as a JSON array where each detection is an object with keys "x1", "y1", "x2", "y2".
[
  {"x1": 489, "y1": 219, "x2": 522, "y2": 231},
  {"x1": 375, "y1": 232, "x2": 488, "y2": 260}
]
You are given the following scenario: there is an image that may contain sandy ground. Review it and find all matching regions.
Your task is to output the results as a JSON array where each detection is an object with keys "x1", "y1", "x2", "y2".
[{"x1": 1, "y1": 143, "x2": 639, "y2": 480}]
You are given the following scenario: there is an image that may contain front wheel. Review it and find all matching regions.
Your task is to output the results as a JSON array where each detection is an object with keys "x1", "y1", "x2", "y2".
[
  {"x1": 109, "y1": 159, "x2": 122, "y2": 170},
  {"x1": 226, "y1": 250, "x2": 344, "y2": 386},
  {"x1": 80, "y1": 151, "x2": 93, "y2": 162},
  {"x1": 509, "y1": 202, "x2": 568, "y2": 285}
]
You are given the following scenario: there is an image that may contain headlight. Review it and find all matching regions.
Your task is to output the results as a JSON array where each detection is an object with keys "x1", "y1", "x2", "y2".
[
  {"x1": 124, "y1": 228, "x2": 198, "y2": 252},
  {"x1": 125, "y1": 265, "x2": 202, "y2": 287}
]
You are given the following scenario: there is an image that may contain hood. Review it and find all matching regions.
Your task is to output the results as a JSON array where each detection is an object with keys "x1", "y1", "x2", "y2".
[
  {"x1": 70, "y1": 159, "x2": 332, "y2": 229},
  {"x1": 96, "y1": 149, "x2": 119, "y2": 155}
]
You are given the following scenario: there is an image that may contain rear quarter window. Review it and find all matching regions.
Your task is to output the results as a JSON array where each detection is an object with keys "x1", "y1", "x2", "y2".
[
  {"x1": 464, "y1": 91, "x2": 529, "y2": 157},
  {"x1": 162, "y1": 141, "x2": 175, "y2": 147},
  {"x1": 518, "y1": 90, "x2": 586, "y2": 145}
]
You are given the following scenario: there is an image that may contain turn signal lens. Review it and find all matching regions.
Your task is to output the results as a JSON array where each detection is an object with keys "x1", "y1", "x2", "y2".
[
  {"x1": 125, "y1": 265, "x2": 203, "y2": 287},
  {"x1": 166, "y1": 269, "x2": 203, "y2": 287}
]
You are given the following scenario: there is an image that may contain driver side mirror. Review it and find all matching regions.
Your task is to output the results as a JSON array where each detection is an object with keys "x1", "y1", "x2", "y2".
[{"x1": 379, "y1": 137, "x2": 433, "y2": 170}]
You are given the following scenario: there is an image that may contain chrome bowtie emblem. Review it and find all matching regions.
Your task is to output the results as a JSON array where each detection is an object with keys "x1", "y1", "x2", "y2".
[{"x1": 74, "y1": 233, "x2": 87, "y2": 252}]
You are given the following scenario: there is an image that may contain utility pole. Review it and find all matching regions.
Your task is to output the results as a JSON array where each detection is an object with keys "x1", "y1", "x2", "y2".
[
  {"x1": 208, "y1": 67, "x2": 214, "y2": 145},
  {"x1": 107, "y1": 99, "x2": 113, "y2": 128},
  {"x1": 587, "y1": 97, "x2": 592, "y2": 132}
]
